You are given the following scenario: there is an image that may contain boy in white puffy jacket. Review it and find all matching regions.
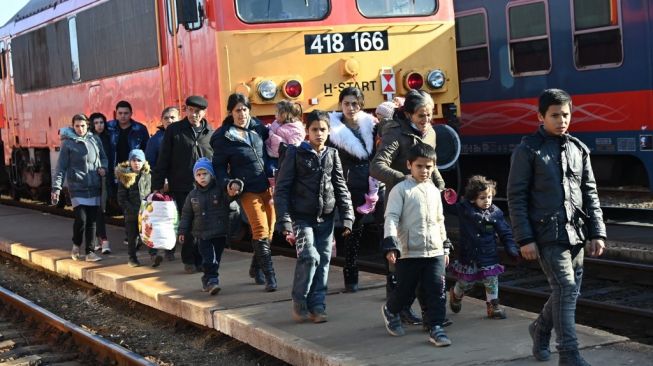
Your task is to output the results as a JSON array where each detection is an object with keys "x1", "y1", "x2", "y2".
[{"x1": 380, "y1": 143, "x2": 452, "y2": 347}]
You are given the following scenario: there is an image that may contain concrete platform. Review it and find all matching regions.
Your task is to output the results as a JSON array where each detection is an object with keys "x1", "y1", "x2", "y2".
[{"x1": 1, "y1": 204, "x2": 651, "y2": 365}]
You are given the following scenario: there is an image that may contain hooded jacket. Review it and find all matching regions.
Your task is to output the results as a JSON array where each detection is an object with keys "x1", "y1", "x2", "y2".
[
  {"x1": 327, "y1": 112, "x2": 377, "y2": 197},
  {"x1": 115, "y1": 161, "x2": 151, "y2": 221},
  {"x1": 371, "y1": 116, "x2": 446, "y2": 194},
  {"x1": 152, "y1": 118, "x2": 213, "y2": 192},
  {"x1": 507, "y1": 126, "x2": 606, "y2": 246},
  {"x1": 178, "y1": 179, "x2": 231, "y2": 240},
  {"x1": 52, "y1": 127, "x2": 108, "y2": 199},
  {"x1": 211, "y1": 117, "x2": 270, "y2": 193},
  {"x1": 274, "y1": 142, "x2": 354, "y2": 233}
]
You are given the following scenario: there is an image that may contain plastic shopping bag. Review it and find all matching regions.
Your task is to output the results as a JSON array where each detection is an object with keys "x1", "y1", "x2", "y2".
[{"x1": 139, "y1": 193, "x2": 178, "y2": 250}]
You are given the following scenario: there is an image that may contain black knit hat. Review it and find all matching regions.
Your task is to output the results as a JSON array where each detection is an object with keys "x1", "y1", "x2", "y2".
[{"x1": 185, "y1": 95, "x2": 208, "y2": 110}]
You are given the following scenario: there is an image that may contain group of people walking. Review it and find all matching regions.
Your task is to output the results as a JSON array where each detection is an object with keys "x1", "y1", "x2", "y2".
[{"x1": 51, "y1": 87, "x2": 605, "y2": 366}]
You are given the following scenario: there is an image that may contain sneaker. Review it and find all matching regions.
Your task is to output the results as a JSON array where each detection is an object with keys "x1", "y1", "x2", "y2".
[
  {"x1": 399, "y1": 307, "x2": 422, "y2": 325},
  {"x1": 165, "y1": 252, "x2": 175, "y2": 261},
  {"x1": 486, "y1": 299, "x2": 507, "y2": 319},
  {"x1": 101, "y1": 240, "x2": 111, "y2": 254},
  {"x1": 422, "y1": 318, "x2": 453, "y2": 332},
  {"x1": 310, "y1": 308, "x2": 328, "y2": 323},
  {"x1": 85, "y1": 252, "x2": 102, "y2": 262},
  {"x1": 381, "y1": 304, "x2": 405, "y2": 336},
  {"x1": 356, "y1": 193, "x2": 378, "y2": 215},
  {"x1": 449, "y1": 287, "x2": 463, "y2": 313},
  {"x1": 71, "y1": 245, "x2": 81, "y2": 261},
  {"x1": 428, "y1": 325, "x2": 452, "y2": 347},
  {"x1": 128, "y1": 257, "x2": 141, "y2": 267},
  {"x1": 151, "y1": 255, "x2": 163, "y2": 268},
  {"x1": 207, "y1": 283, "x2": 221, "y2": 296},
  {"x1": 528, "y1": 320, "x2": 551, "y2": 361},
  {"x1": 292, "y1": 302, "x2": 310, "y2": 323},
  {"x1": 94, "y1": 238, "x2": 102, "y2": 252}
]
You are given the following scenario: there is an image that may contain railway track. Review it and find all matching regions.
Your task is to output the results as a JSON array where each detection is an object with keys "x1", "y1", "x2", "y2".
[{"x1": 0, "y1": 285, "x2": 153, "y2": 366}]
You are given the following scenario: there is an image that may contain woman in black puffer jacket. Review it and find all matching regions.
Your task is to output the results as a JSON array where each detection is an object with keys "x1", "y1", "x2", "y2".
[{"x1": 211, "y1": 93, "x2": 277, "y2": 292}]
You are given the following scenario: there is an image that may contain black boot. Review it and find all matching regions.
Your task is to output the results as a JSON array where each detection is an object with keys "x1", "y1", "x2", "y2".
[
  {"x1": 529, "y1": 318, "x2": 552, "y2": 361},
  {"x1": 558, "y1": 350, "x2": 591, "y2": 366},
  {"x1": 254, "y1": 239, "x2": 277, "y2": 292},
  {"x1": 248, "y1": 254, "x2": 265, "y2": 285}
]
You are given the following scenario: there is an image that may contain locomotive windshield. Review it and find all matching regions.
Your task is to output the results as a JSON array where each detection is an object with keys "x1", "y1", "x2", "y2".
[
  {"x1": 236, "y1": 0, "x2": 329, "y2": 23},
  {"x1": 357, "y1": 0, "x2": 437, "y2": 17}
]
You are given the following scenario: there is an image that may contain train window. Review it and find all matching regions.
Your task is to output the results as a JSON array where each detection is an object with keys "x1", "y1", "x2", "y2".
[
  {"x1": 12, "y1": 19, "x2": 73, "y2": 93},
  {"x1": 236, "y1": 0, "x2": 329, "y2": 23},
  {"x1": 0, "y1": 41, "x2": 5, "y2": 79},
  {"x1": 68, "y1": 17, "x2": 81, "y2": 82},
  {"x1": 357, "y1": 0, "x2": 436, "y2": 17},
  {"x1": 507, "y1": 1, "x2": 551, "y2": 75},
  {"x1": 572, "y1": 0, "x2": 622, "y2": 68},
  {"x1": 75, "y1": 0, "x2": 159, "y2": 81},
  {"x1": 456, "y1": 10, "x2": 490, "y2": 81}
]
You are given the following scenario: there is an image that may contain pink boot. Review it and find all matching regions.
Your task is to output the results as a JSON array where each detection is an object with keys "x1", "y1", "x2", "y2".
[{"x1": 356, "y1": 192, "x2": 379, "y2": 215}]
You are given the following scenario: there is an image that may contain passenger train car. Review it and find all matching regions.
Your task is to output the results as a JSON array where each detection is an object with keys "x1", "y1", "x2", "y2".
[
  {"x1": 0, "y1": 0, "x2": 460, "y2": 200},
  {"x1": 454, "y1": 0, "x2": 653, "y2": 192}
]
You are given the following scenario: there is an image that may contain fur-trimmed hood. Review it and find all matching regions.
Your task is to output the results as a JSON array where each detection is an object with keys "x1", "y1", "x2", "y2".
[
  {"x1": 115, "y1": 161, "x2": 151, "y2": 188},
  {"x1": 328, "y1": 112, "x2": 376, "y2": 160}
]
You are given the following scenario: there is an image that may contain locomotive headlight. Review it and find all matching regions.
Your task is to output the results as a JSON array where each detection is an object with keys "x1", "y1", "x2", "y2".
[
  {"x1": 257, "y1": 80, "x2": 278, "y2": 100},
  {"x1": 426, "y1": 69, "x2": 445, "y2": 89}
]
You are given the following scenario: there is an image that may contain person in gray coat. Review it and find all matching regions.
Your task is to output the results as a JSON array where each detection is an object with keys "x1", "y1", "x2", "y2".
[
  {"x1": 507, "y1": 89, "x2": 606, "y2": 366},
  {"x1": 52, "y1": 114, "x2": 108, "y2": 262}
]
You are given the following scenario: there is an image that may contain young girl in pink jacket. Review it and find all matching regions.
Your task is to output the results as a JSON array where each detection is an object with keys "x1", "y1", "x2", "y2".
[{"x1": 266, "y1": 100, "x2": 305, "y2": 161}]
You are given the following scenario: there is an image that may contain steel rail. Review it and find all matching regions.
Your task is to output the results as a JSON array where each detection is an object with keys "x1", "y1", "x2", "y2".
[{"x1": 0, "y1": 285, "x2": 154, "y2": 366}]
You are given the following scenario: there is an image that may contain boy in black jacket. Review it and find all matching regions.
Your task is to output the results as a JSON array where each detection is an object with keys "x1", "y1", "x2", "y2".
[
  {"x1": 178, "y1": 158, "x2": 231, "y2": 295},
  {"x1": 116, "y1": 149, "x2": 151, "y2": 267}
]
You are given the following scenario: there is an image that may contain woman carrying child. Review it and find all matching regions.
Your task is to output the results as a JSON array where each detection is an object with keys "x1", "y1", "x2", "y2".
[
  {"x1": 274, "y1": 110, "x2": 354, "y2": 323},
  {"x1": 449, "y1": 175, "x2": 520, "y2": 319},
  {"x1": 327, "y1": 87, "x2": 380, "y2": 292}
]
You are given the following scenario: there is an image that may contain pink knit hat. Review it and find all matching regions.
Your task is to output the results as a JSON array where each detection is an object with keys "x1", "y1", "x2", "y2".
[{"x1": 375, "y1": 101, "x2": 396, "y2": 120}]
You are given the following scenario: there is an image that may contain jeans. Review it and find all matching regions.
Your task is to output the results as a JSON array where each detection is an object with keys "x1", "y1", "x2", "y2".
[
  {"x1": 537, "y1": 243, "x2": 584, "y2": 352},
  {"x1": 198, "y1": 237, "x2": 226, "y2": 286},
  {"x1": 171, "y1": 191, "x2": 201, "y2": 266},
  {"x1": 291, "y1": 215, "x2": 335, "y2": 312},
  {"x1": 240, "y1": 190, "x2": 275, "y2": 241},
  {"x1": 387, "y1": 256, "x2": 447, "y2": 328},
  {"x1": 72, "y1": 205, "x2": 98, "y2": 254}
]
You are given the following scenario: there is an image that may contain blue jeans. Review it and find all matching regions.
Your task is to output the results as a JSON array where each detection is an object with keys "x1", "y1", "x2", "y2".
[
  {"x1": 537, "y1": 243, "x2": 584, "y2": 352},
  {"x1": 291, "y1": 216, "x2": 335, "y2": 312},
  {"x1": 198, "y1": 237, "x2": 226, "y2": 286},
  {"x1": 386, "y1": 256, "x2": 447, "y2": 327}
]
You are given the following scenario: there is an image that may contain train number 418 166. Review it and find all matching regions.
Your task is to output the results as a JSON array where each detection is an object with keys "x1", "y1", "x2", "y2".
[{"x1": 304, "y1": 31, "x2": 388, "y2": 54}]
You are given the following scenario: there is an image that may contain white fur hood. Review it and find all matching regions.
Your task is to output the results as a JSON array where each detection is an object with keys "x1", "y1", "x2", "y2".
[{"x1": 327, "y1": 112, "x2": 376, "y2": 160}]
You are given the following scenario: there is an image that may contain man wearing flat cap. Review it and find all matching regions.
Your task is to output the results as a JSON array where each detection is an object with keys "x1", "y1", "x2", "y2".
[{"x1": 152, "y1": 95, "x2": 213, "y2": 272}]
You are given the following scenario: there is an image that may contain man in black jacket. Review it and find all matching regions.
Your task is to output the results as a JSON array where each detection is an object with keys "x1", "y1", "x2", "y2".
[
  {"x1": 152, "y1": 95, "x2": 213, "y2": 272},
  {"x1": 507, "y1": 89, "x2": 606, "y2": 366}
]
